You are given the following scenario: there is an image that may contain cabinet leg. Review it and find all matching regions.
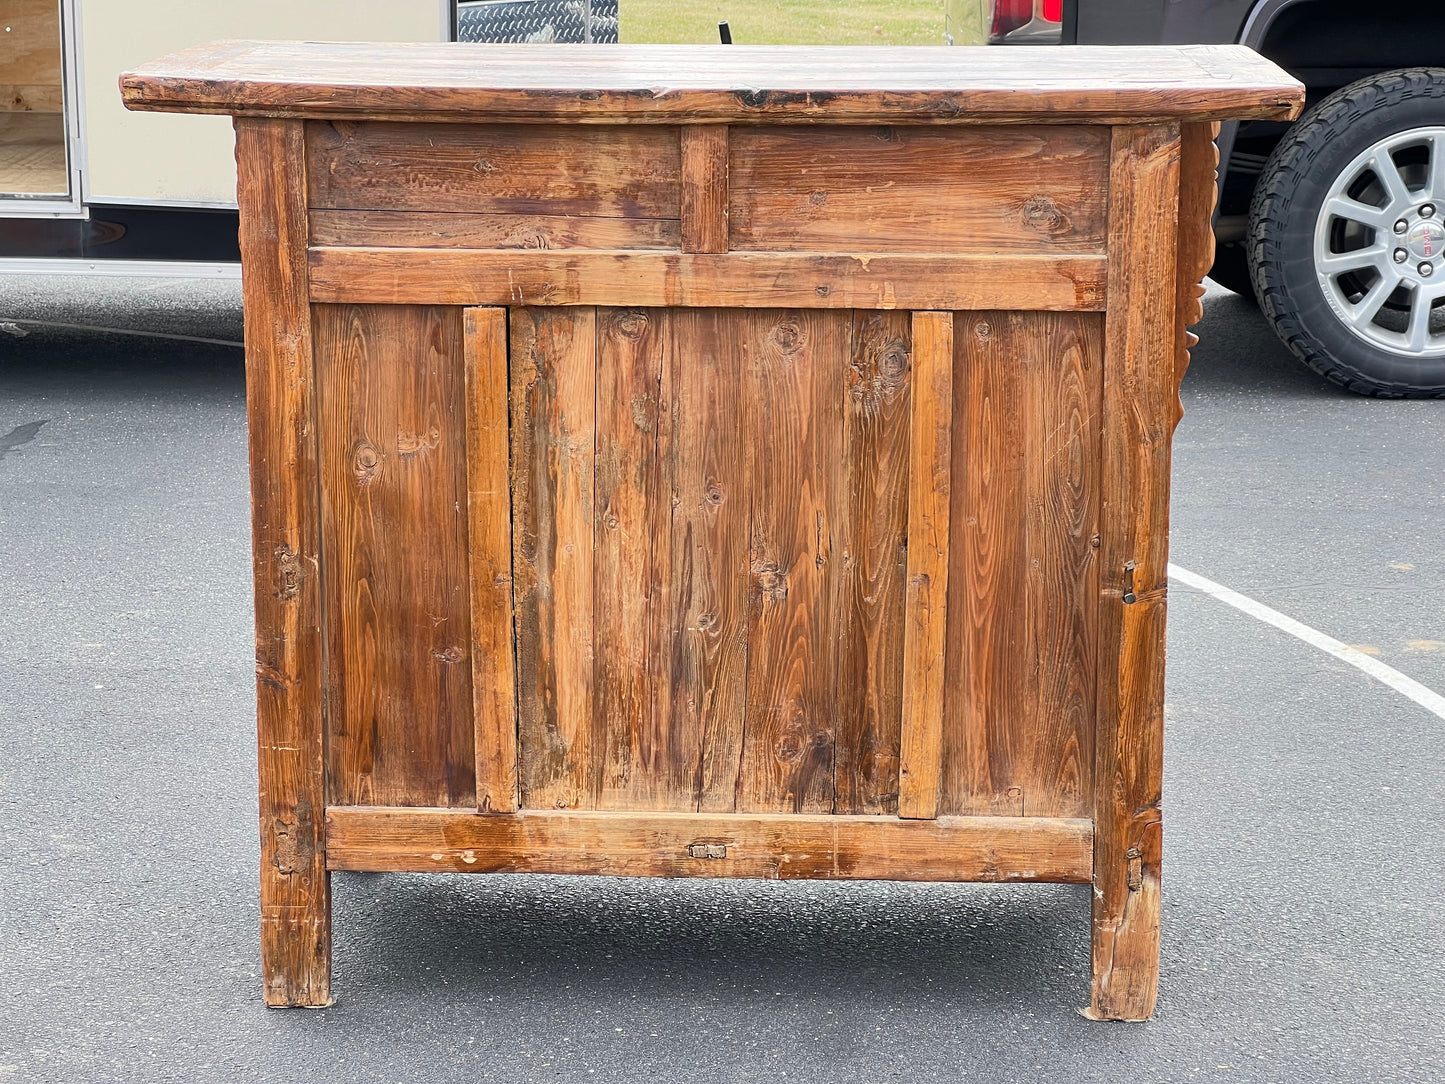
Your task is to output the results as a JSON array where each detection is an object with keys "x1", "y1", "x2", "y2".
[
  {"x1": 237, "y1": 116, "x2": 333, "y2": 1009},
  {"x1": 1088, "y1": 121, "x2": 1176, "y2": 1023},
  {"x1": 260, "y1": 804, "x2": 333, "y2": 1007},
  {"x1": 1087, "y1": 823, "x2": 1161, "y2": 1021}
]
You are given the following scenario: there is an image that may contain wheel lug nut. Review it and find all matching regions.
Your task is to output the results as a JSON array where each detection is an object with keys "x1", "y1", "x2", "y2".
[
  {"x1": 1395, "y1": 248, "x2": 1409, "y2": 262},
  {"x1": 1420, "y1": 262, "x2": 1434, "y2": 277},
  {"x1": 1395, "y1": 219, "x2": 1410, "y2": 233},
  {"x1": 1422, "y1": 204, "x2": 1436, "y2": 218}
]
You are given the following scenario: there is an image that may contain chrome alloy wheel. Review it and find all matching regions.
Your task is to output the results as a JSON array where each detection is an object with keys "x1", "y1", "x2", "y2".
[{"x1": 1314, "y1": 127, "x2": 1445, "y2": 357}]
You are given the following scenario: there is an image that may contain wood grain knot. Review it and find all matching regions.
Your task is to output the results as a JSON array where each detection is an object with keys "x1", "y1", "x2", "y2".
[
  {"x1": 974, "y1": 321, "x2": 992, "y2": 340},
  {"x1": 808, "y1": 190, "x2": 828, "y2": 207},
  {"x1": 611, "y1": 310, "x2": 649, "y2": 338},
  {"x1": 734, "y1": 88, "x2": 832, "y2": 111},
  {"x1": 770, "y1": 320, "x2": 804, "y2": 353},
  {"x1": 352, "y1": 440, "x2": 381, "y2": 485},
  {"x1": 776, "y1": 725, "x2": 828, "y2": 764},
  {"x1": 430, "y1": 645, "x2": 464, "y2": 664},
  {"x1": 1020, "y1": 194, "x2": 1073, "y2": 236},
  {"x1": 503, "y1": 226, "x2": 552, "y2": 250},
  {"x1": 879, "y1": 343, "x2": 910, "y2": 380}
]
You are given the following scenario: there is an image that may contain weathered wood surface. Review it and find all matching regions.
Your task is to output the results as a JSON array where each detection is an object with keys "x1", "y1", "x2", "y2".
[
  {"x1": 680, "y1": 125, "x2": 729, "y2": 254},
  {"x1": 128, "y1": 40, "x2": 1301, "y2": 1016},
  {"x1": 510, "y1": 308, "x2": 932, "y2": 815},
  {"x1": 306, "y1": 249, "x2": 1108, "y2": 312},
  {"x1": 940, "y1": 311, "x2": 1101, "y2": 821},
  {"x1": 122, "y1": 42, "x2": 1305, "y2": 124},
  {"x1": 896, "y1": 311, "x2": 952, "y2": 820},
  {"x1": 1088, "y1": 123, "x2": 1181, "y2": 1023},
  {"x1": 729, "y1": 126, "x2": 1108, "y2": 253},
  {"x1": 326, "y1": 807, "x2": 1094, "y2": 883},
  {"x1": 739, "y1": 310, "x2": 847, "y2": 814},
  {"x1": 463, "y1": 307, "x2": 518, "y2": 814},
  {"x1": 511, "y1": 308, "x2": 597, "y2": 812},
  {"x1": 235, "y1": 117, "x2": 330, "y2": 1008},
  {"x1": 834, "y1": 312, "x2": 912, "y2": 816},
  {"x1": 309, "y1": 209, "x2": 681, "y2": 251},
  {"x1": 592, "y1": 308, "x2": 677, "y2": 810},
  {"x1": 314, "y1": 304, "x2": 476, "y2": 808},
  {"x1": 666, "y1": 310, "x2": 751, "y2": 813},
  {"x1": 307, "y1": 121, "x2": 681, "y2": 219}
]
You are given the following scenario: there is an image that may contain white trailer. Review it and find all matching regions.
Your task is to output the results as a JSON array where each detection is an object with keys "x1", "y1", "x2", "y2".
[{"x1": 0, "y1": 0, "x2": 451, "y2": 271}]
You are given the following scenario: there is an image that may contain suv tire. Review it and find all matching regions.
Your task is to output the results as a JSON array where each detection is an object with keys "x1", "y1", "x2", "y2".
[{"x1": 1250, "y1": 68, "x2": 1445, "y2": 397}]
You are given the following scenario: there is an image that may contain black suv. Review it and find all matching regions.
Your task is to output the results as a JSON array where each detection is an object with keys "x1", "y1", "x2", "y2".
[{"x1": 986, "y1": 0, "x2": 1445, "y2": 397}]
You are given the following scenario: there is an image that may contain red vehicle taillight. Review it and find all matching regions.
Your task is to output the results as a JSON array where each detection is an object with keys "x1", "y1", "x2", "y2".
[
  {"x1": 989, "y1": 0, "x2": 1034, "y2": 38},
  {"x1": 988, "y1": 0, "x2": 1063, "y2": 44}
]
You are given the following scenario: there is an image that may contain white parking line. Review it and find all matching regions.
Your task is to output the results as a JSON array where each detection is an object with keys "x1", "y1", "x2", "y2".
[{"x1": 1169, "y1": 563, "x2": 1445, "y2": 722}]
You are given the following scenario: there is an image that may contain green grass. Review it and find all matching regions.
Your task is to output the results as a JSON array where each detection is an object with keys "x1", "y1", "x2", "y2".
[{"x1": 620, "y1": 0, "x2": 954, "y2": 46}]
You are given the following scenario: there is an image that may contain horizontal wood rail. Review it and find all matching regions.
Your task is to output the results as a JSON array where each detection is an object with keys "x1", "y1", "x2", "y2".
[
  {"x1": 325, "y1": 807, "x2": 1094, "y2": 883},
  {"x1": 306, "y1": 248, "x2": 1108, "y2": 311},
  {"x1": 121, "y1": 42, "x2": 1306, "y2": 126}
]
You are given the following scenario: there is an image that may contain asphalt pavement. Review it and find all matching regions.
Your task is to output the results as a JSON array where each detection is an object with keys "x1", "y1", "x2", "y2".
[{"x1": 1, "y1": 273, "x2": 1442, "y2": 1083}]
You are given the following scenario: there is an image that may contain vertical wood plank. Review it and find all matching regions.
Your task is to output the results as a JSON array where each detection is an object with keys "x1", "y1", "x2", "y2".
[
  {"x1": 896, "y1": 311, "x2": 952, "y2": 820},
  {"x1": 594, "y1": 309, "x2": 673, "y2": 809},
  {"x1": 511, "y1": 307, "x2": 598, "y2": 810},
  {"x1": 316, "y1": 305, "x2": 475, "y2": 809},
  {"x1": 681, "y1": 125, "x2": 729, "y2": 254},
  {"x1": 937, "y1": 311, "x2": 1100, "y2": 821},
  {"x1": 465, "y1": 307, "x2": 518, "y2": 813},
  {"x1": 738, "y1": 310, "x2": 845, "y2": 813},
  {"x1": 1089, "y1": 123, "x2": 1181, "y2": 1023},
  {"x1": 235, "y1": 117, "x2": 330, "y2": 1007},
  {"x1": 946, "y1": 312, "x2": 1036, "y2": 817},
  {"x1": 835, "y1": 311, "x2": 912, "y2": 816},
  {"x1": 658, "y1": 310, "x2": 751, "y2": 812},
  {"x1": 1030, "y1": 313, "x2": 1102, "y2": 819}
]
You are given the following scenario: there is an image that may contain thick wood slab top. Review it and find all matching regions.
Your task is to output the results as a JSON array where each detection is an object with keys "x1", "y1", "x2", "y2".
[{"x1": 121, "y1": 41, "x2": 1303, "y2": 124}]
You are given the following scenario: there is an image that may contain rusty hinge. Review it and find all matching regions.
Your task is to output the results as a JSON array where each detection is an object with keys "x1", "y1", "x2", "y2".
[{"x1": 687, "y1": 842, "x2": 728, "y2": 860}]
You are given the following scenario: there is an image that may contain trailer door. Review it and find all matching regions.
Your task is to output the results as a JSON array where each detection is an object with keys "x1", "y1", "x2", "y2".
[{"x1": 0, "y1": 0, "x2": 77, "y2": 208}]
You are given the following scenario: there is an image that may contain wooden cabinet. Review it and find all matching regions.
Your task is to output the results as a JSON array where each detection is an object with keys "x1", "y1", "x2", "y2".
[{"x1": 122, "y1": 41, "x2": 1302, "y2": 1018}]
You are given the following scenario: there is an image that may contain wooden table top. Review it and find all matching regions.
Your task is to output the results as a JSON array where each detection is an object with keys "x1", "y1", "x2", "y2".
[{"x1": 121, "y1": 41, "x2": 1304, "y2": 125}]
